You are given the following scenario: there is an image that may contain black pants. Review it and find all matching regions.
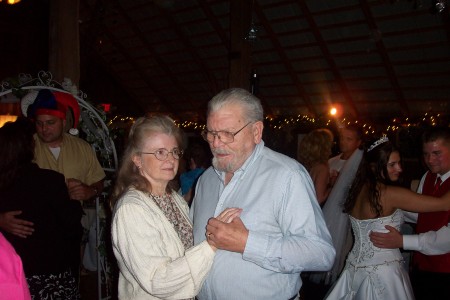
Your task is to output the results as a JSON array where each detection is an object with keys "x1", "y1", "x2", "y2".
[{"x1": 411, "y1": 269, "x2": 450, "y2": 300}]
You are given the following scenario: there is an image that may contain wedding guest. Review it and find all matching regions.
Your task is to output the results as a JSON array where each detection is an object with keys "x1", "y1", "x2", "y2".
[
  {"x1": 309, "y1": 124, "x2": 363, "y2": 288},
  {"x1": 190, "y1": 88, "x2": 335, "y2": 299},
  {"x1": 370, "y1": 126, "x2": 450, "y2": 300},
  {"x1": 179, "y1": 139, "x2": 211, "y2": 205},
  {"x1": 298, "y1": 128, "x2": 334, "y2": 205},
  {"x1": 0, "y1": 232, "x2": 31, "y2": 300},
  {"x1": 110, "y1": 115, "x2": 240, "y2": 299},
  {"x1": 326, "y1": 136, "x2": 450, "y2": 300},
  {"x1": 0, "y1": 120, "x2": 82, "y2": 299},
  {"x1": 0, "y1": 89, "x2": 106, "y2": 281}
]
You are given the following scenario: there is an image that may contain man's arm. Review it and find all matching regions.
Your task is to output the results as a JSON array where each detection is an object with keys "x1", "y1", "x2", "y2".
[
  {"x1": 370, "y1": 224, "x2": 450, "y2": 255},
  {"x1": 0, "y1": 211, "x2": 34, "y2": 238},
  {"x1": 208, "y1": 170, "x2": 335, "y2": 273},
  {"x1": 67, "y1": 178, "x2": 104, "y2": 201},
  {"x1": 206, "y1": 217, "x2": 248, "y2": 253}
]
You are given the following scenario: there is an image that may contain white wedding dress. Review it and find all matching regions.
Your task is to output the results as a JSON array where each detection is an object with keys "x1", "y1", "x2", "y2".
[{"x1": 325, "y1": 209, "x2": 414, "y2": 300}]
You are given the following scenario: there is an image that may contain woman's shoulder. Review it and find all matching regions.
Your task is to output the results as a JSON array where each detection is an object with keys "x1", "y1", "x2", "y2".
[
  {"x1": 311, "y1": 162, "x2": 329, "y2": 172},
  {"x1": 25, "y1": 163, "x2": 65, "y2": 183}
]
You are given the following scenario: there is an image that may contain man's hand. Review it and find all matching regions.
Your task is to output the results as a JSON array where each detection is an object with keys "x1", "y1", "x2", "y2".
[
  {"x1": 206, "y1": 216, "x2": 249, "y2": 253},
  {"x1": 369, "y1": 225, "x2": 403, "y2": 249},
  {"x1": 206, "y1": 208, "x2": 242, "y2": 251},
  {"x1": 0, "y1": 211, "x2": 34, "y2": 238},
  {"x1": 67, "y1": 178, "x2": 97, "y2": 201}
]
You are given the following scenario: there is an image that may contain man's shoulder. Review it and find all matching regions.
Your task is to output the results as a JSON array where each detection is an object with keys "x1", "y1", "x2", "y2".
[
  {"x1": 63, "y1": 133, "x2": 91, "y2": 146},
  {"x1": 328, "y1": 154, "x2": 341, "y2": 163},
  {"x1": 62, "y1": 134, "x2": 96, "y2": 154},
  {"x1": 260, "y1": 146, "x2": 305, "y2": 173},
  {"x1": 197, "y1": 166, "x2": 216, "y2": 181},
  {"x1": 26, "y1": 164, "x2": 66, "y2": 185}
]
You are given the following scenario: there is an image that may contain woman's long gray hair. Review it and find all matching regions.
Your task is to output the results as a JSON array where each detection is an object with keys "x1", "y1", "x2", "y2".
[{"x1": 110, "y1": 115, "x2": 184, "y2": 208}]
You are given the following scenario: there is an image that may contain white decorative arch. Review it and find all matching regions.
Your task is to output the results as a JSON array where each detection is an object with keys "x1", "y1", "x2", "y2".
[
  {"x1": 1, "y1": 71, "x2": 116, "y2": 300},
  {"x1": 0, "y1": 71, "x2": 118, "y2": 172}
]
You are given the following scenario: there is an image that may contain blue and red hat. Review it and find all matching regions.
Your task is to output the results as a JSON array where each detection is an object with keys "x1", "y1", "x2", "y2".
[{"x1": 21, "y1": 89, "x2": 80, "y2": 135}]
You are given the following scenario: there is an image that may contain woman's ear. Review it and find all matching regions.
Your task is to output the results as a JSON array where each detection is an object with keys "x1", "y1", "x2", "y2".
[{"x1": 132, "y1": 154, "x2": 142, "y2": 169}]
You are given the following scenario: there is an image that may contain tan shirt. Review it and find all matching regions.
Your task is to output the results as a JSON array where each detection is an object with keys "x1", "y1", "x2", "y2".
[{"x1": 33, "y1": 133, "x2": 105, "y2": 185}]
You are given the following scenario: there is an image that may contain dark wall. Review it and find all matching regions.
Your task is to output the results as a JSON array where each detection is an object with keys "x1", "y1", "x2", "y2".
[{"x1": 0, "y1": 1, "x2": 49, "y2": 80}]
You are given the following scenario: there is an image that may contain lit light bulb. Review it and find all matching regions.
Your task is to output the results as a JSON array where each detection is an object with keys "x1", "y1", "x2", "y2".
[{"x1": 330, "y1": 107, "x2": 337, "y2": 116}]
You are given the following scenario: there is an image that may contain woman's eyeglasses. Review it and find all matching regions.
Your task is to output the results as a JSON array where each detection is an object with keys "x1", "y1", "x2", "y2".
[{"x1": 141, "y1": 148, "x2": 183, "y2": 161}]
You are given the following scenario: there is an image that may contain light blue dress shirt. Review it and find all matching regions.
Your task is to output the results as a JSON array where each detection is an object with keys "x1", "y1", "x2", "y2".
[{"x1": 190, "y1": 141, "x2": 335, "y2": 300}]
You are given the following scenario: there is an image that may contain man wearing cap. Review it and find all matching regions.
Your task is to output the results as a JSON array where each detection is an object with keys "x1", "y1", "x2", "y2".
[{"x1": 0, "y1": 89, "x2": 106, "y2": 279}]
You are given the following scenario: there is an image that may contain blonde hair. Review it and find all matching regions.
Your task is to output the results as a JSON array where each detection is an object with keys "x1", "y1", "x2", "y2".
[{"x1": 298, "y1": 128, "x2": 334, "y2": 171}]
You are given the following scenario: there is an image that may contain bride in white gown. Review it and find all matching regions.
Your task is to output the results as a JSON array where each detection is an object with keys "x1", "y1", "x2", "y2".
[{"x1": 326, "y1": 137, "x2": 450, "y2": 300}]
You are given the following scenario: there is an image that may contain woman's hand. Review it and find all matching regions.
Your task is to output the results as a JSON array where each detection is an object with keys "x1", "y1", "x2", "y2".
[
  {"x1": 216, "y1": 207, "x2": 242, "y2": 223},
  {"x1": 206, "y1": 207, "x2": 242, "y2": 250}
]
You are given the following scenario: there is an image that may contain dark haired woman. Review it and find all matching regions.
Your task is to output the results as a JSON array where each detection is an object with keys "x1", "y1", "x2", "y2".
[
  {"x1": 326, "y1": 137, "x2": 450, "y2": 300},
  {"x1": 0, "y1": 120, "x2": 83, "y2": 299}
]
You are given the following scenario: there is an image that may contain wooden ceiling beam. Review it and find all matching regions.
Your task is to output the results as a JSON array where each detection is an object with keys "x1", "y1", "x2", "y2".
[
  {"x1": 296, "y1": 1, "x2": 359, "y2": 118},
  {"x1": 360, "y1": 0, "x2": 409, "y2": 116},
  {"x1": 254, "y1": 1, "x2": 317, "y2": 116}
]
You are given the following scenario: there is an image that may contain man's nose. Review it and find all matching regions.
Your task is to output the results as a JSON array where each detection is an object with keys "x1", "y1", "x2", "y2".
[{"x1": 212, "y1": 135, "x2": 225, "y2": 148}]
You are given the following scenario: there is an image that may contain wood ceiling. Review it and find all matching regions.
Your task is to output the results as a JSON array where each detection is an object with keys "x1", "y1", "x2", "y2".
[{"x1": 79, "y1": 1, "x2": 450, "y2": 123}]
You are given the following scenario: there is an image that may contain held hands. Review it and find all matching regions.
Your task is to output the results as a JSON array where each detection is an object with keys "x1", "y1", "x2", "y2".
[
  {"x1": 67, "y1": 178, "x2": 96, "y2": 201},
  {"x1": 0, "y1": 211, "x2": 34, "y2": 238},
  {"x1": 369, "y1": 225, "x2": 403, "y2": 249},
  {"x1": 206, "y1": 208, "x2": 248, "y2": 253},
  {"x1": 206, "y1": 207, "x2": 242, "y2": 251}
]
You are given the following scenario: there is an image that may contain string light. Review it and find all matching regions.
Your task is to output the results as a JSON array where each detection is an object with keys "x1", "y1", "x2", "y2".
[{"x1": 105, "y1": 112, "x2": 448, "y2": 141}]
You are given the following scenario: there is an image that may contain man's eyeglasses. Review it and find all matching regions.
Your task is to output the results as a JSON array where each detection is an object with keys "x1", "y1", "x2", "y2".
[
  {"x1": 201, "y1": 122, "x2": 252, "y2": 144},
  {"x1": 141, "y1": 148, "x2": 183, "y2": 161}
]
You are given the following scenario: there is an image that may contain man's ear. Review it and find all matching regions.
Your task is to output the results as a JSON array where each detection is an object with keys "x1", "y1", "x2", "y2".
[{"x1": 252, "y1": 121, "x2": 264, "y2": 144}]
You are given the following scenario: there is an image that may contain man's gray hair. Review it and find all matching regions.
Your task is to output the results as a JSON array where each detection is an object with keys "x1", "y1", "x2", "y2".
[{"x1": 207, "y1": 88, "x2": 264, "y2": 122}]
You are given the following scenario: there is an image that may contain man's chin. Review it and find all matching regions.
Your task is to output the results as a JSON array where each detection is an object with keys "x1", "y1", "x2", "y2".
[{"x1": 212, "y1": 158, "x2": 231, "y2": 172}]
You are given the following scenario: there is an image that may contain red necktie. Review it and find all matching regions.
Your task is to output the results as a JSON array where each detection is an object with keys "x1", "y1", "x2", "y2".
[{"x1": 433, "y1": 177, "x2": 442, "y2": 196}]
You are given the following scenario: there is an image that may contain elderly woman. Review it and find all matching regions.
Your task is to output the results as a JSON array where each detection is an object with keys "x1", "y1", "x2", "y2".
[
  {"x1": 110, "y1": 115, "x2": 239, "y2": 300},
  {"x1": 298, "y1": 128, "x2": 334, "y2": 205}
]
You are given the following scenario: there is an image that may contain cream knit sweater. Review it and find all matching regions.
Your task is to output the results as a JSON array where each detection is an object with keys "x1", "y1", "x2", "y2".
[{"x1": 112, "y1": 188, "x2": 215, "y2": 299}]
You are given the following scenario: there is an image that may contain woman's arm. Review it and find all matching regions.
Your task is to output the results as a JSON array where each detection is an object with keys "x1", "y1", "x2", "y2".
[
  {"x1": 112, "y1": 199, "x2": 214, "y2": 299},
  {"x1": 310, "y1": 163, "x2": 331, "y2": 205}
]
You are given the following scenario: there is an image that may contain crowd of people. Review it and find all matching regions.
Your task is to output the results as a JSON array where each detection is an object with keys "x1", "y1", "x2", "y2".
[{"x1": 0, "y1": 86, "x2": 449, "y2": 300}]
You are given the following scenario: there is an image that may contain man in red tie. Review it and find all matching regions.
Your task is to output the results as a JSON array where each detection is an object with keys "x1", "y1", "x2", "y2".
[{"x1": 370, "y1": 127, "x2": 450, "y2": 299}]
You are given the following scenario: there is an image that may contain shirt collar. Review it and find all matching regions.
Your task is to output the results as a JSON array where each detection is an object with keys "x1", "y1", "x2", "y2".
[{"x1": 438, "y1": 169, "x2": 450, "y2": 183}]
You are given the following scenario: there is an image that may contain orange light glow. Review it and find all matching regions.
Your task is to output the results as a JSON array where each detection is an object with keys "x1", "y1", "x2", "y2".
[
  {"x1": 0, "y1": 115, "x2": 18, "y2": 127},
  {"x1": 330, "y1": 107, "x2": 337, "y2": 116}
]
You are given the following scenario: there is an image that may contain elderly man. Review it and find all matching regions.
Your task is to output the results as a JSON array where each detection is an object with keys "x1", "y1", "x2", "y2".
[
  {"x1": 370, "y1": 127, "x2": 450, "y2": 300},
  {"x1": 190, "y1": 88, "x2": 335, "y2": 300}
]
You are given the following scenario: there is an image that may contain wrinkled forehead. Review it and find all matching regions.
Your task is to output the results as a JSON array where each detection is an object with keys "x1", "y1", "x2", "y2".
[{"x1": 208, "y1": 104, "x2": 245, "y2": 126}]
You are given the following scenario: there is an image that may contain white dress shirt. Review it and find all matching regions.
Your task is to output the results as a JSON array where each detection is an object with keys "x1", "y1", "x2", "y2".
[
  {"x1": 403, "y1": 170, "x2": 450, "y2": 255},
  {"x1": 190, "y1": 141, "x2": 335, "y2": 300}
]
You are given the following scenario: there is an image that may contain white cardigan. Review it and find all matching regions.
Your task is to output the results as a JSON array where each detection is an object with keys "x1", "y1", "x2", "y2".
[{"x1": 112, "y1": 188, "x2": 215, "y2": 299}]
